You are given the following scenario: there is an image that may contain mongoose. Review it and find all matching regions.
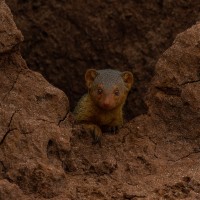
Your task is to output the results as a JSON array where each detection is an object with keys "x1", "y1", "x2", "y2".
[{"x1": 74, "y1": 69, "x2": 133, "y2": 145}]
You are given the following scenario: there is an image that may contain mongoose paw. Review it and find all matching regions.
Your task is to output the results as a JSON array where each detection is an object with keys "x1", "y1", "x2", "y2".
[
  {"x1": 101, "y1": 125, "x2": 120, "y2": 134},
  {"x1": 91, "y1": 126, "x2": 102, "y2": 147},
  {"x1": 108, "y1": 126, "x2": 119, "y2": 134},
  {"x1": 105, "y1": 126, "x2": 119, "y2": 134}
]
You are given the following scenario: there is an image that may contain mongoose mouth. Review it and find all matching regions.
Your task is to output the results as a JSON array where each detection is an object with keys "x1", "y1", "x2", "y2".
[{"x1": 100, "y1": 103, "x2": 115, "y2": 110}]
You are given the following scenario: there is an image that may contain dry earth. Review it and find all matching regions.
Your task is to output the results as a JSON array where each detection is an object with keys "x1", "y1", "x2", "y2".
[{"x1": 0, "y1": 0, "x2": 200, "y2": 200}]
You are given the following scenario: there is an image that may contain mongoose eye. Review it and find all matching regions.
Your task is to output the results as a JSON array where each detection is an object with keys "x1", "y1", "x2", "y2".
[
  {"x1": 114, "y1": 89, "x2": 120, "y2": 96},
  {"x1": 97, "y1": 88, "x2": 103, "y2": 95}
]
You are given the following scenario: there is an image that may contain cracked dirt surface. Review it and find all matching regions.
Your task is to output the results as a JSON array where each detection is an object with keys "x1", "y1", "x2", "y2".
[
  {"x1": 1, "y1": 0, "x2": 200, "y2": 199},
  {"x1": 0, "y1": 2, "x2": 71, "y2": 199}
]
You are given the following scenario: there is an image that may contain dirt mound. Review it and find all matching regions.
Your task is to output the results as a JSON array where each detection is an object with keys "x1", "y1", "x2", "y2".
[
  {"x1": 0, "y1": 1, "x2": 70, "y2": 199},
  {"x1": 6, "y1": 0, "x2": 200, "y2": 119},
  {"x1": 0, "y1": 0, "x2": 200, "y2": 199}
]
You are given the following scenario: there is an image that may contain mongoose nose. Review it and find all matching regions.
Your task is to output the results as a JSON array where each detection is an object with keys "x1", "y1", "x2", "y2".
[{"x1": 102, "y1": 98, "x2": 112, "y2": 109}]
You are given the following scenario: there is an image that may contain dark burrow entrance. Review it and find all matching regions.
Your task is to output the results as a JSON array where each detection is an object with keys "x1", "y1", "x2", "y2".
[{"x1": 7, "y1": 0, "x2": 200, "y2": 120}]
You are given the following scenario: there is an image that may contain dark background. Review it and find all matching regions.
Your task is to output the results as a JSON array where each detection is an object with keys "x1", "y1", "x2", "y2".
[{"x1": 6, "y1": 0, "x2": 200, "y2": 119}]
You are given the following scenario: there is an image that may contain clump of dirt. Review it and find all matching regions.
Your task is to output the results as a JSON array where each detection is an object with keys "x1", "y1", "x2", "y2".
[
  {"x1": 6, "y1": 0, "x2": 200, "y2": 119},
  {"x1": 1, "y1": 0, "x2": 200, "y2": 200}
]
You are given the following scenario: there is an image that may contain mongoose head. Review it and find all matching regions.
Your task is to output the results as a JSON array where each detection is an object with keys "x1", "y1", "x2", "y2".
[{"x1": 85, "y1": 69, "x2": 133, "y2": 110}]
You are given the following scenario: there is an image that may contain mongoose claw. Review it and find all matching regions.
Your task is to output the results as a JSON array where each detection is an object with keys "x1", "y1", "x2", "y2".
[{"x1": 91, "y1": 126, "x2": 102, "y2": 147}]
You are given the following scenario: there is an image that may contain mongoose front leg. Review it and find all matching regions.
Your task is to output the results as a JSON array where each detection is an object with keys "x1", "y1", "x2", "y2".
[
  {"x1": 91, "y1": 125, "x2": 102, "y2": 146},
  {"x1": 101, "y1": 114, "x2": 123, "y2": 134},
  {"x1": 82, "y1": 124, "x2": 102, "y2": 146}
]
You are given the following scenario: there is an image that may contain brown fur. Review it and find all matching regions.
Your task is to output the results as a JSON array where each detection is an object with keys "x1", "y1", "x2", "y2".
[{"x1": 74, "y1": 69, "x2": 133, "y2": 144}]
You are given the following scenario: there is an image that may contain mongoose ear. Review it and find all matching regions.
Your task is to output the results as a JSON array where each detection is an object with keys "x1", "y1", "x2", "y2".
[
  {"x1": 85, "y1": 69, "x2": 98, "y2": 88},
  {"x1": 121, "y1": 71, "x2": 134, "y2": 91}
]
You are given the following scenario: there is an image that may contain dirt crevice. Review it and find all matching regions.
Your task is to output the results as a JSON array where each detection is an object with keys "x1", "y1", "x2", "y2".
[
  {"x1": 168, "y1": 150, "x2": 200, "y2": 163},
  {"x1": 2, "y1": 70, "x2": 22, "y2": 101},
  {"x1": 0, "y1": 110, "x2": 17, "y2": 145},
  {"x1": 180, "y1": 79, "x2": 200, "y2": 86}
]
